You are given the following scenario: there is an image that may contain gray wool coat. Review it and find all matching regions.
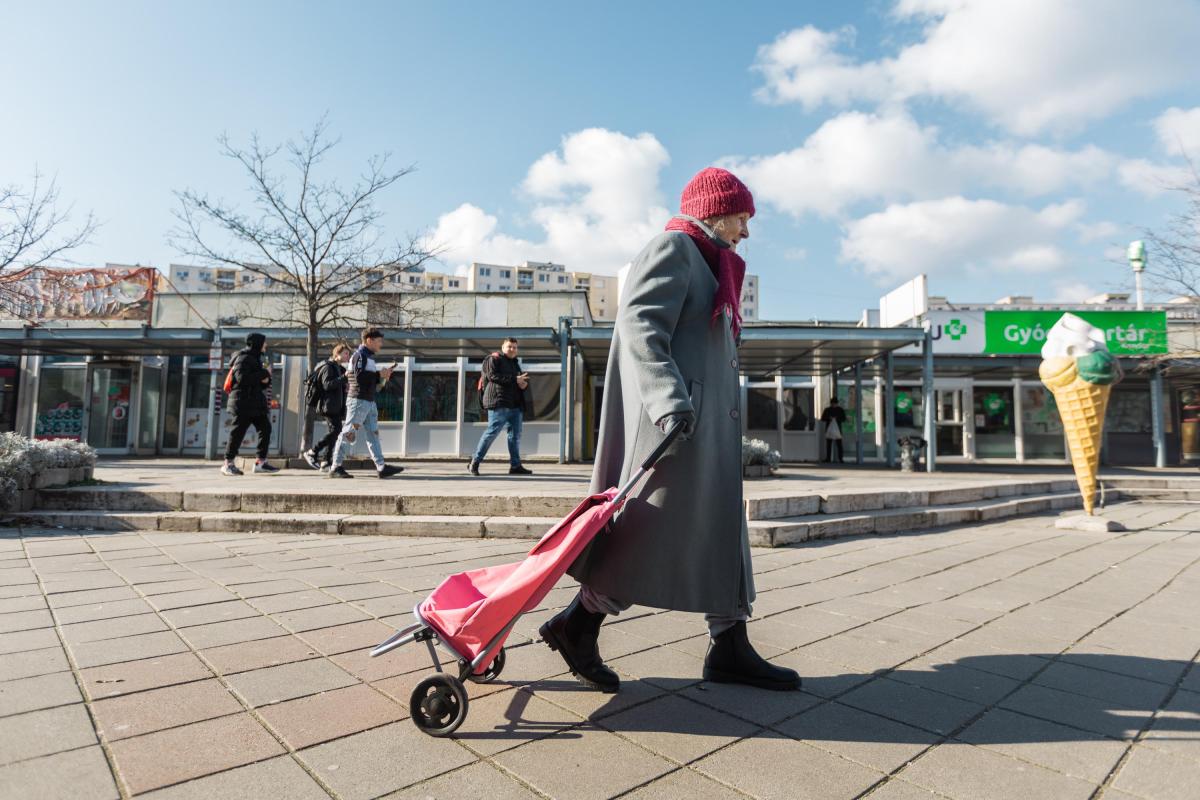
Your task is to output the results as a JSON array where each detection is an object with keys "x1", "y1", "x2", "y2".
[{"x1": 567, "y1": 230, "x2": 754, "y2": 617}]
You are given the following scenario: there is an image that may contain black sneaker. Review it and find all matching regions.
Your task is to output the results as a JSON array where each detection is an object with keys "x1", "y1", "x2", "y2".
[
  {"x1": 377, "y1": 464, "x2": 404, "y2": 479},
  {"x1": 252, "y1": 461, "x2": 280, "y2": 474},
  {"x1": 467, "y1": 459, "x2": 480, "y2": 475},
  {"x1": 302, "y1": 450, "x2": 321, "y2": 470},
  {"x1": 220, "y1": 462, "x2": 243, "y2": 476},
  {"x1": 328, "y1": 466, "x2": 354, "y2": 479},
  {"x1": 509, "y1": 464, "x2": 533, "y2": 475}
]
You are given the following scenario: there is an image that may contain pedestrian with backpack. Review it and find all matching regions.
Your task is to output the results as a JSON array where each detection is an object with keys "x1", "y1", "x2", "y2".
[
  {"x1": 221, "y1": 332, "x2": 279, "y2": 476},
  {"x1": 467, "y1": 337, "x2": 533, "y2": 475},
  {"x1": 328, "y1": 328, "x2": 404, "y2": 479},
  {"x1": 303, "y1": 343, "x2": 351, "y2": 471}
]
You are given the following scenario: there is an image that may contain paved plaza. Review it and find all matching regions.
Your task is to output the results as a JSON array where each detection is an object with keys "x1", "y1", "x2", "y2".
[{"x1": 1, "y1": 500, "x2": 1199, "y2": 799}]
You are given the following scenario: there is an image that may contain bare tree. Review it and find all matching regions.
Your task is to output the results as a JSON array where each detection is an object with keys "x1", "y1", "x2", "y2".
[
  {"x1": 1142, "y1": 159, "x2": 1200, "y2": 300},
  {"x1": 0, "y1": 171, "x2": 97, "y2": 317},
  {"x1": 170, "y1": 119, "x2": 437, "y2": 450}
]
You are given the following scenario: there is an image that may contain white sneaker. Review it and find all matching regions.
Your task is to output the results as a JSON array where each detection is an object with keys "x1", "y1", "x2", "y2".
[
  {"x1": 302, "y1": 450, "x2": 321, "y2": 470},
  {"x1": 221, "y1": 462, "x2": 243, "y2": 476},
  {"x1": 253, "y1": 461, "x2": 280, "y2": 474}
]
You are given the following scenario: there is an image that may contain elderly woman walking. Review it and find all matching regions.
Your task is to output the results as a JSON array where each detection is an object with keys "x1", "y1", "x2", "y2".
[{"x1": 541, "y1": 168, "x2": 801, "y2": 693}]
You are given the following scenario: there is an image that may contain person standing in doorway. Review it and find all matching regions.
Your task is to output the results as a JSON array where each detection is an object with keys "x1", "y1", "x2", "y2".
[
  {"x1": 328, "y1": 329, "x2": 404, "y2": 480},
  {"x1": 221, "y1": 332, "x2": 279, "y2": 475},
  {"x1": 303, "y1": 343, "x2": 351, "y2": 471},
  {"x1": 468, "y1": 338, "x2": 533, "y2": 475},
  {"x1": 821, "y1": 396, "x2": 847, "y2": 463}
]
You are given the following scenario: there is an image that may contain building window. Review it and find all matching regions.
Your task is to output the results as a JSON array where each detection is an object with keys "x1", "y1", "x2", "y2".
[
  {"x1": 176, "y1": 270, "x2": 189, "y2": 282},
  {"x1": 538, "y1": 274, "x2": 547, "y2": 283},
  {"x1": 216, "y1": 271, "x2": 235, "y2": 290},
  {"x1": 377, "y1": 372, "x2": 405, "y2": 422},
  {"x1": 449, "y1": 279, "x2": 459, "y2": 288},
  {"x1": 557, "y1": 276, "x2": 566, "y2": 284},
  {"x1": 501, "y1": 270, "x2": 511, "y2": 279},
  {"x1": 783, "y1": 388, "x2": 815, "y2": 431},
  {"x1": 526, "y1": 373, "x2": 560, "y2": 421},
  {"x1": 410, "y1": 372, "x2": 457, "y2": 422},
  {"x1": 34, "y1": 365, "x2": 86, "y2": 441},
  {"x1": 747, "y1": 387, "x2": 779, "y2": 431},
  {"x1": 480, "y1": 267, "x2": 491, "y2": 276}
]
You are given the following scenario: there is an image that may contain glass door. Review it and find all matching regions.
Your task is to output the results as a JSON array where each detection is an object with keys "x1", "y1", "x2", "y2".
[
  {"x1": 136, "y1": 359, "x2": 164, "y2": 453},
  {"x1": 87, "y1": 364, "x2": 134, "y2": 452},
  {"x1": 935, "y1": 388, "x2": 968, "y2": 458},
  {"x1": 973, "y1": 386, "x2": 1017, "y2": 458}
]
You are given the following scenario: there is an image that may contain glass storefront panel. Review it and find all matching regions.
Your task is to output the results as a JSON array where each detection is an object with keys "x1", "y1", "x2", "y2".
[
  {"x1": 410, "y1": 372, "x2": 458, "y2": 422},
  {"x1": 747, "y1": 387, "x2": 778, "y2": 431},
  {"x1": 974, "y1": 386, "x2": 1016, "y2": 458},
  {"x1": 88, "y1": 366, "x2": 133, "y2": 449},
  {"x1": 783, "y1": 387, "x2": 815, "y2": 431},
  {"x1": 35, "y1": 366, "x2": 86, "y2": 441},
  {"x1": 0, "y1": 361, "x2": 18, "y2": 433},
  {"x1": 1106, "y1": 387, "x2": 1152, "y2": 434},
  {"x1": 464, "y1": 370, "x2": 483, "y2": 423},
  {"x1": 1021, "y1": 385, "x2": 1065, "y2": 459},
  {"x1": 137, "y1": 363, "x2": 163, "y2": 450},
  {"x1": 1181, "y1": 385, "x2": 1200, "y2": 464},
  {"x1": 182, "y1": 367, "x2": 211, "y2": 449},
  {"x1": 161, "y1": 357, "x2": 184, "y2": 451},
  {"x1": 526, "y1": 374, "x2": 560, "y2": 422},
  {"x1": 835, "y1": 384, "x2": 878, "y2": 458},
  {"x1": 377, "y1": 372, "x2": 406, "y2": 422}
]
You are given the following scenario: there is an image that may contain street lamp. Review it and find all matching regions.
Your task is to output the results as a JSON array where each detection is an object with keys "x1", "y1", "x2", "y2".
[{"x1": 1127, "y1": 240, "x2": 1147, "y2": 310}]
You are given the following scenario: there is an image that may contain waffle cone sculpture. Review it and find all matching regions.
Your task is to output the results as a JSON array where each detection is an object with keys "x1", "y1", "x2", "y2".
[{"x1": 1039, "y1": 315, "x2": 1122, "y2": 516}]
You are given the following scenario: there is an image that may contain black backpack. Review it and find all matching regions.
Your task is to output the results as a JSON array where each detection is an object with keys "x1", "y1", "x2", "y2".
[{"x1": 304, "y1": 364, "x2": 327, "y2": 410}]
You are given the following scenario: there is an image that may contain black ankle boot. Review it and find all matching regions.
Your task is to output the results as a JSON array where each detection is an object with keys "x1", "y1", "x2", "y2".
[
  {"x1": 539, "y1": 595, "x2": 620, "y2": 693},
  {"x1": 703, "y1": 621, "x2": 802, "y2": 691}
]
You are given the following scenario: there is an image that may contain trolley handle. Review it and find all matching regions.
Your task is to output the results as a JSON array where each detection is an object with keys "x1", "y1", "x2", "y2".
[{"x1": 613, "y1": 418, "x2": 687, "y2": 505}]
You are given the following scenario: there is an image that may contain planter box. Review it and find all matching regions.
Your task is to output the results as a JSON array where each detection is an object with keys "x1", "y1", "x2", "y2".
[{"x1": 743, "y1": 464, "x2": 775, "y2": 479}]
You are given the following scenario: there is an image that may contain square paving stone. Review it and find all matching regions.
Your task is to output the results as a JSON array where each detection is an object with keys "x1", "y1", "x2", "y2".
[
  {"x1": 777, "y1": 702, "x2": 938, "y2": 773},
  {"x1": 249, "y1": 590, "x2": 340, "y2": 614},
  {"x1": 69, "y1": 631, "x2": 189, "y2": 669},
  {"x1": 80, "y1": 652, "x2": 214, "y2": 700},
  {"x1": 999, "y1": 683, "x2": 1149, "y2": 740},
  {"x1": 91, "y1": 678, "x2": 243, "y2": 741},
  {"x1": 680, "y1": 679, "x2": 822, "y2": 727},
  {"x1": 0, "y1": 745, "x2": 118, "y2": 800},
  {"x1": 888, "y1": 656, "x2": 1022, "y2": 707},
  {"x1": 147, "y1": 587, "x2": 237, "y2": 610},
  {"x1": 415, "y1": 686, "x2": 581, "y2": 757},
  {"x1": 386, "y1": 761, "x2": 543, "y2": 799},
  {"x1": 272, "y1": 602, "x2": 372, "y2": 632},
  {"x1": 527, "y1": 674, "x2": 666, "y2": 723},
  {"x1": 0, "y1": 671, "x2": 83, "y2": 716},
  {"x1": 179, "y1": 616, "x2": 288, "y2": 649},
  {"x1": 59, "y1": 612, "x2": 169, "y2": 644},
  {"x1": 298, "y1": 619, "x2": 393, "y2": 655},
  {"x1": 107, "y1": 712, "x2": 285, "y2": 795},
  {"x1": 0, "y1": 646, "x2": 69, "y2": 681},
  {"x1": 0, "y1": 627, "x2": 59, "y2": 655},
  {"x1": 621, "y1": 766, "x2": 752, "y2": 799},
  {"x1": 693, "y1": 732, "x2": 886, "y2": 800},
  {"x1": 609, "y1": 645, "x2": 705, "y2": 691},
  {"x1": 838, "y1": 677, "x2": 985, "y2": 736},
  {"x1": 1032, "y1": 660, "x2": 1173, "y2": 709},
  {"x1": 1112, "y1": 743, "x2": 1200, "y2": 800},
  {"x1": 137, "y1": 755, "x2": 329, "y2": 800},
  {"x1": 0, "y1": 595, "x2": 47, "y2": 613},
  {"x1": 257, "y1": 683, "x2": 405, "y2": 749},
  {"x1": 53, "y1": 598, "x2": 156, "y2": 624},
  {"x1": 226, "y1": 658, "x2": 359, "y2": 707},
  {"x1": 601, "y1": 694, "x2": 760, "y2": 764},
  {"x1": 200, "y1": 635, "x2": 319, "y2": 675},
  {"x1": 159, "y1": 600, "x2": 262, "y2": 628},
  {"x1": 897, "y1": 741, "x2": 1097, "y2": 800},
  {"x1": 298, "y1": 720, "x2": 475, "y2": 800},
  {"x1": 493, "y1": 723, "x2": 674, "y2": 800},
  {"x1": 0, "y1": 704, "x2": 97, "y2": 766},
  {"x1": 47, "y1": 586, "x2": 141, "y2": 608},
  {"x1": 957, "y1": 708, "x2": 1127, "y2": 784},
  {"x1": 331, "y1": 643, "x2": 431, "y2": 683}
]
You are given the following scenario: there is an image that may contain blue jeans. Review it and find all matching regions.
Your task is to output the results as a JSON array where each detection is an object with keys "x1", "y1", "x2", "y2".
[
  {"x1": 472, "y1": 407, "x2": 523, "y2": 465},
  {"x1": 332, "y1": 398, "x2": 385, "y2": 469}
]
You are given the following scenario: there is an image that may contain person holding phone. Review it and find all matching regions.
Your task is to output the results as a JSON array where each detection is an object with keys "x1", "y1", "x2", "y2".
[
  {"x1": 328, "y1": 328, "x2": 404, "y2": 479},
  {"x1": 468, "y1": 337, "x2": 533, "y2": 475}
]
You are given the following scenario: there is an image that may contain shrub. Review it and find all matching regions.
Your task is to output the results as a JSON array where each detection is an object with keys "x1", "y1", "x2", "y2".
[
  {"x1": 0, "y1": 433, "x2": 97, "y2": 511},
  {"x1": 741, "y1": 436, "x2": 781, "y2": 470}
]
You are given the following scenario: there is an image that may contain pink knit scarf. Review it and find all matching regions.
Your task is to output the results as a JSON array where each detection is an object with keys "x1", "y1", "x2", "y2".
[{"x1": 664, "y1": 216, "x2": 746, "y2": 336}]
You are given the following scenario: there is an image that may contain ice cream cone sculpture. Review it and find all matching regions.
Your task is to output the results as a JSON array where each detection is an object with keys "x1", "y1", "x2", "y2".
[{"x1": 1038, "y1": 314, "x2": 1123, "y2": 515}]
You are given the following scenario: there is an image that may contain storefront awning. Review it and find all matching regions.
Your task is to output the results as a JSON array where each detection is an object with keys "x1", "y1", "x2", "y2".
[
  {"x1": 570, "y1": 324, "x2": 926, "y2": 377},
  {"x1": 216, "y1": 326, "x2": 563, "y2": 361},
  {"x1": 0, "y1": 326, "x2": 215, "y2": 356}
]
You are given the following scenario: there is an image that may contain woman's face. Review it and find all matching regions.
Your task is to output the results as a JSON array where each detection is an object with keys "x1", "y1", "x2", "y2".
[{"x1": 712, "y1": 213, "x2": 751, "y2": 250}]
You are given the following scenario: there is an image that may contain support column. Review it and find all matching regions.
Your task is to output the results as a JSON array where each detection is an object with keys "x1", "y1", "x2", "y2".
[
  {"x1": 854, "y1": 362, "x2": 864, "y2": 465},
  {"x1": 885, "y1": 351, "x2": 896, "y2": 468},
  {"x1": 1151, "y1": 367, "x2": 1167, "y2": 468},
  {"x1": 566, "y1": 345, "x2": 575, "y2": 462},
  {"x1": 558, "y1": 317, "x2": 570, "y2": 464},
  {"x1": 400, "y1": 356, "x2": 413, "y2": 458},
  {"x1": 923, "y1": 325, "x2": 937, "y2": 472},
  {"x1": 205, "y1": 340, "x2": 221, "y2": 462},
  {"x1": 1012, "y1": 378, "x2": 1025, "y2": 462}
]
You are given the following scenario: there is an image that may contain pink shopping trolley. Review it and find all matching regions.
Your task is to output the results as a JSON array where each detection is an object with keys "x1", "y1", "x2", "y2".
[{"x1": 369, "y1": 422, "x2": 685, "y2": 736}]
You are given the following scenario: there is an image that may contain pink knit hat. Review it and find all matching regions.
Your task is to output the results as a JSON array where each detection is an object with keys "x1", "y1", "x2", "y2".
[{"x1": 679, "y1": 167, "x2": 755, "y2": 220}]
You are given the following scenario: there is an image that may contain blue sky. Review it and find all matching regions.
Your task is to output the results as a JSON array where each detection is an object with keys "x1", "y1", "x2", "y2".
[{"x1": 5, "y1": 0, "x2": 1200, "y2": 320}]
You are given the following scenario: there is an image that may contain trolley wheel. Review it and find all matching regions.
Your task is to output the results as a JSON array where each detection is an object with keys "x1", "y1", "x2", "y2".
[
  {"x1": 467, "y1": 647, "x2": 506, "y2": 684},
  {"x1": 409, "y1": 674, "x2": 468, "y2": 737}
]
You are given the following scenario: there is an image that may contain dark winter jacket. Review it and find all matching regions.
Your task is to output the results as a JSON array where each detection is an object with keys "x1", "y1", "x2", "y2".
[
  {"x1": 481, "y1": 353, "x2": 525, "y2": 411},
  {"x1": 316, "y1": 359, "x2": 348, "y2": 418},
  {"x1": 228, "y1": 336, "x2": 271, "y2": 419},
  {"x1": 347, "y1": 344, "x2": 387, "y2": 403},
  {"x1": 820, "y1": 404, "x2": 847, "y2": 432}
]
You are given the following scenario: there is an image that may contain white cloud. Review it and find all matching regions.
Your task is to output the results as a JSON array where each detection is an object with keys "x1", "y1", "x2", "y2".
[
  {"x1": 725, "y1": 111, "x2": 1114, "y2": 219},
  {"x1": 1153, "y1": 106, "x2": 1200, "y2": 158},
  {"x1": 1052, "y1": 280, "x2": 1098, "y2": 303},
  {"x1": 1117, "y1": 158, "x2": 1191, "y2": 197},
  {"x1": 431, "y1": 129, "x2": 673, "y2": 275},
  {"x1": 1077, "y1": 220, "x2": 1121, "y2": 244},
  {"x1": 839, "y1": 196, "x2": 1085, "y2": 283},
  {"x1": 754, "y1": 1, "x2": 1200, "y2": 135}
]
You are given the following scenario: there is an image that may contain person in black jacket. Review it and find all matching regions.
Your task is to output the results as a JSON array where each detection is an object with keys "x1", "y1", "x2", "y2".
[
  {"x1": 820, "y1": 396, "x2": 847, "y2": 464},
  {"x1": 303, "y1": 343, "x2": 351, "y2": 470},
  {"x1": 468, "y1": 337, "x2": 533, "y2": 475},
  {"x1": 222, "y1": 332, "x2": 279, "y2": 475}
]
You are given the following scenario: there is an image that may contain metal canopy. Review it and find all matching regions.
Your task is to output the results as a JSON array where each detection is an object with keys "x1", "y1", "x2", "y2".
[
  {"x1": 216, "y1": 326, "x2": 562, "y2": 361},
  {"x1": 571, "y1": 324, "x2": 925, "y2": 377},
  {"x1": 0, "y1": 326, "x2": 215, "y2": 356}
]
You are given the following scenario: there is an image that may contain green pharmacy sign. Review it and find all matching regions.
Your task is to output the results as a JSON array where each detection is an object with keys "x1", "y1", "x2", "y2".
[{"x1": 983, "y1": 311, "x2": 1168, "y2": 355}]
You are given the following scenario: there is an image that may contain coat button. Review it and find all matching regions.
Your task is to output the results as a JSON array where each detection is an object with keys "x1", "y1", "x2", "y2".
[
  {"x1": 730, "y1": 358, "x2": 738, "y2": 369},
  {"x1": 729, "y1": 409, "x2": 740, "y2": 420}
]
